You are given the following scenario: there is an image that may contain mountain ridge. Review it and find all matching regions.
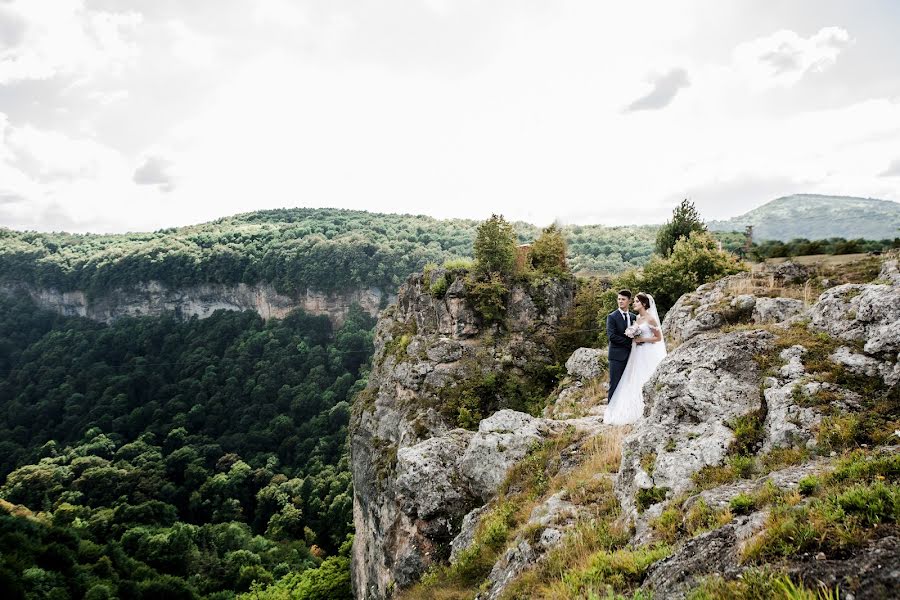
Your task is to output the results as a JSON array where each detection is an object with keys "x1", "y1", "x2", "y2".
[{"x1": 708, "y1": 194, "x2": 900, "y2": 241}]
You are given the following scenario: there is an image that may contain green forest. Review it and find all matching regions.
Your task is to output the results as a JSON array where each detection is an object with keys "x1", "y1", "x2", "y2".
[
  {"x1": 0, "y1": 208, "x2": 689, "y2": 297},
  {"x1": 0, "y1": 296, "x2": 372, "y2": 599}
]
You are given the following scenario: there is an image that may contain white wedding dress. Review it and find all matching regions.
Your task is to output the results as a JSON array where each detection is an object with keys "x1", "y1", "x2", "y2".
[{"x1": 604, "y1": 304, "x2": 668, "y2": 425}]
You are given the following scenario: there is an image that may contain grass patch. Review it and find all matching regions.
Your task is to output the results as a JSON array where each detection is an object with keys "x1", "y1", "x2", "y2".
[
  {"x1": 636, "y1": 487, "x2": 669, "y2": 512},
  {"x1": 546, "y1": 544, "x2": 671, "y2": 597},
  {"x1": 760, "y1": 447, "x2": 808, "y2": 471},
  {"x1": 693, "y1": 455, "x2": 757, "y2": 490},
  {"x1": 687, "y1": 568, "x2": 839, "y2": 600},
  {"x1": 727, "y1": 410, "x2": 765, "y2": 456},
  {"x1": 729, "y1": 493, "x2": 755, "y2": 515},
  {"x1": 743, "y1": 449, "x2": 900, "y2": 563},
  {"x1": 501, "y1": 430, "x2": 576, "y2": 499},
  {"x1": 640, "y1": 453, "x2": 657, "y2": 477}
]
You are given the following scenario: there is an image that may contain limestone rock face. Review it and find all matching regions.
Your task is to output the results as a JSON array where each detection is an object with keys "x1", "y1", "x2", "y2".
[
  {"x1": 807, "y1": 260, "x2": 900, "y2": 348},
  {"x1": 762, "y1": 346, "x2": 821, "y2": 452},
  {"x1": 662, "y1": 275, "x2": 778, "y2": 346},
  {"x1": 615, "y1": 330, "x2": 775, "y2": 521},
  {"x1": 752, "y1": 296, "x2": 805, "y2": 325},
  {"x1": 807, "y1": 259, "x2": 900, "y2": 385},
  {"x1": 350, "y1": 271, "x2": 574, "y2": 599},
  {"x1": 460, "y1": 411, "x2": 567, "y2": 502},
  {"x1": 565, "y1": 347, "x2": 606, "y2": 380},
  {"x1": 0, "y1": 280, "x2": 388, "y2": 327}
]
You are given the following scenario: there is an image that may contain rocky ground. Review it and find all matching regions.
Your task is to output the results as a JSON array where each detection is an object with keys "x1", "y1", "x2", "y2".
[{"x1": 352, "y1": 258, "x2": 900, "y2": 600}]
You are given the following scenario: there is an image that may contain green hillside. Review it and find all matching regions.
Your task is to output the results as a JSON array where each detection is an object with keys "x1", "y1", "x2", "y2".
[
  {"x1": 708, "y1": 194, "x2": 900, "y2": 242},
  {"x1": 0, "y1": 208, "x2": 665, "y2": 297}
]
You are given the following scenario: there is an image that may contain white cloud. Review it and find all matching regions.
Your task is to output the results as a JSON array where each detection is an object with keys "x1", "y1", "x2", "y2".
[
  {"x1": 733, "y1": 26, "x2": 851, "y2": 90},
  {"x1": 1, "y1": 3, "x2": 899, "y2": 233},
  {"x1": 251, "y1": 0, "x2": 309, "y2": 28},
  {"x1": 0, "y1": 0, "x2": 141, "y2": 84}
]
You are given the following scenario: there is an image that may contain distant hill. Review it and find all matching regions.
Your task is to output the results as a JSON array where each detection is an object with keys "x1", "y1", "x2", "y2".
[{"x1": 708, "y1": 194, "x2": 900, "y2": 242}]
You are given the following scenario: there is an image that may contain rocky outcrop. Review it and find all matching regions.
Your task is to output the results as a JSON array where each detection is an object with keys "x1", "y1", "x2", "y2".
[
  {"x1": 761, "y1": 345, "x2": 821, "y2": 452},
  {"x1": 352, "y1": 257, "x2": 900, "y2": 599},
  {"x1": 807, "y1": 259, "x2": 900, "y2": 386},
  {"x1": 350, "y1": 271, "x2": 575, "y2": 599},
  {"x1": 615, "y1": 330, "x2": 774, "y2": 524},
  {"x1": 0, "y1": 280, "x2": 389, "y2": 327},
  {"x1": 662, "y1": 272, "x2": 805, "y2": 346}
]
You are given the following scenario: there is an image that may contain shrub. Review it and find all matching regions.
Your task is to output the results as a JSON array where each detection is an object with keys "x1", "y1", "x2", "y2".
[
  {"x1": 466, "y1": 272, "x2": 509, "y2": 324},
  {"x1": 530, "y1": 224, "x2": 568, "y2": 277},
  {"x1": 729, "y1": 493, "x2": 755, "y2": 515},
  {"x1": 797, "y1": 475, "x2": 820, "y2": 496},
  {"x1": 636, "y1": 487, "x2": 668, "y2": 512},
  {"x1": 473, "y1": 215, "x2": 517, "y2": 278}
]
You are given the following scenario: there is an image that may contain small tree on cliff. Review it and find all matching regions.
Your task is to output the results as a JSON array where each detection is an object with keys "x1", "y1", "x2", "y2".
[
  {"x1": 529, "y1": 224, "x2": 568, "y2": 277},
  {"x1": 642, "y1": 230, "x2": 745, "y2": 312},
  {"x1": 473, "y1": 214, "x2": 517, "y2": 278},
  {"x1": 655, "y1": 199, "x2": 706, "y2": 257}
]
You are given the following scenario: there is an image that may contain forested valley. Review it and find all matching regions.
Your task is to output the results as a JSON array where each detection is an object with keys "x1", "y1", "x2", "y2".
[{"x1": 0, "y1": 296, "x2": 373, "y2": 599}]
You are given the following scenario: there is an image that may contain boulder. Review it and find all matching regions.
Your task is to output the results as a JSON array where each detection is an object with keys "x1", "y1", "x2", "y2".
[
  {"x1": 752, "y1": 296, "x2": 805, "y2": 325},
  {"x1": 565, "y1": 347, "x2": 607, "y2": 380},
  {"x1": 395, "y1": 430, "x2": 475, "y2": 520},
  {"x1": 772, "y1": 261, "x2": 811, "y2": 284},
  {"x1": 460, "y1": 410, "x2": 567, "y2": 501}
]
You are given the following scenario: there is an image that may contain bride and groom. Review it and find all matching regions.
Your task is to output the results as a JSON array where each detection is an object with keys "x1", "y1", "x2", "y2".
[{"x1": 603, "y1": 289, "x2": 667, "y2": 425}]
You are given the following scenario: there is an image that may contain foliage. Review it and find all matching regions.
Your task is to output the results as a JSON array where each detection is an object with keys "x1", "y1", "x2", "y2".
[
  {"x1": 743, "y1": 450, "x2": 900, "y2": 563},
  {"x1": 240, "y1": 536, "x2": 353, "y2": 600},
  {"x1": 641, "y1": 231, "x2": 746, "y2": 312},
  {"x1": 465, "y1": 272, "x2": 509, "y2": 324},
  {"x1": 748, "y1": 237, "x2": 899, "y2": 260},
  {"x1": 598, "y1": 230, "x2": 746, "y2": 323},
  {"x1": 555, "y1": 277, "x2": 609, "y2": 356},
  {"x1": 0, "y1": 296, "x2": 373, "y2": 597},
  {"x1": 687, "y1": 569, "x2": 839, "y2": 600},
  {"x1": 635, "y1": 487, "x2": 668, "y2": 512},
  {"x1": 655, "y1": 199, "x2": 706, "y2": 257},
  {"x1": 529, "y1": 224, "x2": 568, "y2": 277},
  {"x1": 473, "y1": 214, "x2": 518, "y2": 278}
]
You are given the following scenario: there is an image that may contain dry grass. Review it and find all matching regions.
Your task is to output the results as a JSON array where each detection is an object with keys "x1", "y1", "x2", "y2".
[
  {"x1": 581, "y1": 427, "x2": 628, "y2": 475},
  {"x1": 547, "y1": 376, "x2": 610, "y2": 419},
  {"x1": 724, "y1": 273, "x2": 820, "y2": 305}
]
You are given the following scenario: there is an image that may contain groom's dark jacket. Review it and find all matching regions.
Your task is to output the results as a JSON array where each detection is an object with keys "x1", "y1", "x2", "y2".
[{"x1": 607, "y1": 309, "x2": 638, "y2": 363}]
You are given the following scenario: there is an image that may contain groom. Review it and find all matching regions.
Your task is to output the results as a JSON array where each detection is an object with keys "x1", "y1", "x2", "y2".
[{"x1": 607, "y1": 289, "x2": 637, "y2": 400}]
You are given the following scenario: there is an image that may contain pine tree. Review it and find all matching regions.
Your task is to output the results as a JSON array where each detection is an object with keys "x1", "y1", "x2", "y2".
[{"x1": 655, "y1": 199, "x2": 706, "y2": 257}]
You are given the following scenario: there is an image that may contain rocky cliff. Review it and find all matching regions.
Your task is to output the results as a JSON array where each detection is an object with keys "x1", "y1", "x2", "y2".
[
  {"x1": 353, "y1": 258, "x2": 900, "y2": 599},
  {"x1": 349, "y1": 267, "x2": 584, "y2": 598},
  {"x1": 0, "y1": 280, "x2": 390, "y2": 326}
]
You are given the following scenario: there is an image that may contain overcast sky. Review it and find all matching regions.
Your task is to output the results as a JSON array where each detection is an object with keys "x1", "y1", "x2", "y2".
[{"x1": 2, "y1": 0, "x2": 900, "y2": 233}]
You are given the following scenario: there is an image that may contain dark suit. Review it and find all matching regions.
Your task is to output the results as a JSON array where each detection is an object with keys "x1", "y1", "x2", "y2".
[{"x1": 607, "y1": 309, "x2": 637, "y2": 400}]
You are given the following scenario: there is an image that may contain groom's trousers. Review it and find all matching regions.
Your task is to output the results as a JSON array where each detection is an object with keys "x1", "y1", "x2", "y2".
[{"x1": 608, "y1": 358, "x2": 627, "y2": 400}]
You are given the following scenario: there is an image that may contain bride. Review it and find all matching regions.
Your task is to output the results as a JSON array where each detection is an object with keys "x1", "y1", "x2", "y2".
[{"x1": 603, "y1": 292, "x2": 667, "y2": 425}]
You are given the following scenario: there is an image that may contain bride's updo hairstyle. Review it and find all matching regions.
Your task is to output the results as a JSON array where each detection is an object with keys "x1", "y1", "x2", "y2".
[{"x1": 635, "y1": 293, "x2": 651, "y2": 310}]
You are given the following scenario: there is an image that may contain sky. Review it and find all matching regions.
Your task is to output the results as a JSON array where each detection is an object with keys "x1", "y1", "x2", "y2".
[{"x1": 1, "y1": 0, "x2": 900, "y2": 233}]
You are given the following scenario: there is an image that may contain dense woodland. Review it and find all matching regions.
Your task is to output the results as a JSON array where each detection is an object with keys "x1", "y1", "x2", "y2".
[
  {"x1": 0, "y1": 297, "x2": 370, "y2": 598},
  {"x1": 0, "y1": 208, "x2": 742, "y2": 297}
]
